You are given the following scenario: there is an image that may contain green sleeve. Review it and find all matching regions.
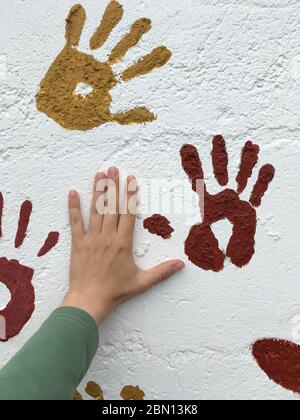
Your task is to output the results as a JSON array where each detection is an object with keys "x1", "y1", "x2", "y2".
[{"x1": 0, "y1": 307, "x2": 99, "y2": 400}]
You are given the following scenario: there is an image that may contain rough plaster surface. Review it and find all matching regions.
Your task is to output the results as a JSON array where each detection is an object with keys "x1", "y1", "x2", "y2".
[{"x1": 0, "y1": 0, "x2": 300, "y2": 400}]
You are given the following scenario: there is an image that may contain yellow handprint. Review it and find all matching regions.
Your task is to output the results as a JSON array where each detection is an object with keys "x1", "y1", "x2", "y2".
[
  {"x1": 73, "y1": 382, "x2": 145, "y2": 400},
  {"x1": 36, "y1": 1, "x2": 172, "y2": 131}
]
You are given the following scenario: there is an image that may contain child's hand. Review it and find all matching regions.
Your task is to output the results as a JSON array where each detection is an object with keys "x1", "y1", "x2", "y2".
[{"x1": 62, "y1": 168, "x2": 185, "y2": 325}]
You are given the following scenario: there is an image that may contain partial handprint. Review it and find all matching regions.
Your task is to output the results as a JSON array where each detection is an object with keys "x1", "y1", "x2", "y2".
[
  {"x1": 0, "y1": 194, "x2": 59, "y2": 342},
  {"x1": 36, "y1": 1, "x2": 172, "y2": 131},
  {"x1": 74, "y1": 382, "x2": 145, "y2": 400}
]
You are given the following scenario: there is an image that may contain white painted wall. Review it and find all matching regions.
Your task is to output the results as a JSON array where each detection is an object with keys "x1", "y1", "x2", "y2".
[{"x1": 1, "y1": 0, "x2": 300, "y2": 400}]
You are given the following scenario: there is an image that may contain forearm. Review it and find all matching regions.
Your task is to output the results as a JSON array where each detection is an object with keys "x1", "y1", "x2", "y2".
[{"x1": 0, "y1": 307, "x2": 99, "y2": 400}]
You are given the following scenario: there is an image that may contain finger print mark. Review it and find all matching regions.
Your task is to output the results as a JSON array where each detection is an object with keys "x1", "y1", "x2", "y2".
[
  {"x1": 15, "y1": 200, "x2": 32, "y2": 248},
  {"x1": 73, "y1": 390, "x2": 83, "y2": 400},
  {"x1": 112, "y1": 107, "x2": 155, "y2": 125},
  {"x1": 121, "y1": 46, "x2": 172, "y2": 82},
  {"x1": 252, "y1": 338, "x2": 300, "y2": 394},
  {"x1": 236, "y1": 141, "x2": 260, "y2": 194},
  {"x1": 37, "y1": 1, "x2": 172, "y2": 130},
  {"x1": 0, "y1": 195, "x2": 59, "y2": 342},
  {"x1": 85, "y1": 381, "x2": 104, "y2": 400},
  {"x1": 180, "y1": 144, "x2": 205, "y2": 193},
  {"x1": 90, "y1": 1, "x2": 124, "y2": 50},
  {"x1": 121, "y1": 385, "x2": 145, "y2": 400},
  {"x1": 37, "y1": 232, "x2": 60, "y2": 257},
  {"x1": 250, "y1": 164, "x2": 275, "y2": 207},
  {"x1": 211, "y1": 135, "x2": 228, "y2": 186},
  {"x1": 143, "y1": 215, "x2": 174, "y2": 239},
  {"x1": 109, "y1": 18, "x2": 152, "y2": 65},
  {"x1": 65, "y1": 4, "x2": 86, "y2": 47}
]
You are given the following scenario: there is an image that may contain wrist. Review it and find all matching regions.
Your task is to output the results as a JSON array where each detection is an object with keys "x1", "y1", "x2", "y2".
[{"x1": 61, "y1": 291, "x2": 111, "y2": 326}]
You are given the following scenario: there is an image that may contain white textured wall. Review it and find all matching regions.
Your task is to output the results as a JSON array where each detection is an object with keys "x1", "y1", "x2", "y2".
[{"x1": 1, "y1": 0, "x2": 300, "y2": 400}]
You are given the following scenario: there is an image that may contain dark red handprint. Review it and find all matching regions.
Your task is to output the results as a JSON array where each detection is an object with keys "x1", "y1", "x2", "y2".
[
  {"x1": 180, "y1": 136, "x2": 275, "y2": 271},
  {"x1": 0, "y1": 194, "x2": 59, "y2": 342}
]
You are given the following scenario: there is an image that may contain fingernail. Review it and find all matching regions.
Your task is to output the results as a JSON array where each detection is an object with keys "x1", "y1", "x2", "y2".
[
  {"x1": 108, "y1": 167, "x2": 118, "y2": 177},
  {"x1": 171, "y1": 262, "x2": 185, "y2": 273},
  {"x1": 127, "y1": 176, "x2": 138, "y2": 190},
  {"x1": 69, "y1": 190, "x2": 78, "y2": 200},
  {"x1": 95, "y1": 172, "x2": 106, "y2": 182}
]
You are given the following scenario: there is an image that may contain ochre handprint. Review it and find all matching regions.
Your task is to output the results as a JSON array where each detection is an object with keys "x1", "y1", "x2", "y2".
[
  {"x1": 73, "y1": 382, "x2": 145, "y2": 400},
  {"x1": 36, "y1": 1, "x2": 172, "y2": 131},
  {"x1": 180, "y1": 136, "x2": 275, "y2": 271},
  {"x1": 0, "y1": 194, "x2": 59, "y2": 342}
]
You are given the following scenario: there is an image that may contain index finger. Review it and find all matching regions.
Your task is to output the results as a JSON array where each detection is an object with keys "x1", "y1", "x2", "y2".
[{"x1": 118, "y1": 176, "x2": 138, "y2": 238}]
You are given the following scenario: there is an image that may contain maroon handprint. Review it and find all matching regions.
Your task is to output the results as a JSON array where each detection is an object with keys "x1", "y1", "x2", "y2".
[
  {"x1": 180, "y1": 136, "x2": 275, "y2": 271},
  {"x1": 0, "y1": 194, "x2": 59, "y2": 342}
]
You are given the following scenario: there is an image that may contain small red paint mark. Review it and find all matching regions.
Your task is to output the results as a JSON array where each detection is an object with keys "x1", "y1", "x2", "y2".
[
  {"x1": 211, "y1": 135, "x2": 228, "y2": 186},
  {"x1": 144, "y1": 214, "x2": 174, "y2": 239},
  {"x1": 15, "y1": 200, "x2": 32, "y2": 248},
  {"x1": 250, "y1": 164, "x2": 275, "y2": 207},
  {"x1": 236, "y1": 141, "x2": 260, "y2": 194},
  {"x1": 0, "y1": 194, "x2": 59, "y2": 341},
  {"x1": 252, "y1": 338, "x2": 300, "y2": 394},
  {"x1": 180, "y1": 138, "x2": 275, "y2": 272},
  {"x1": 38, "y1": 232, "x2": 60, "y2": 257}
]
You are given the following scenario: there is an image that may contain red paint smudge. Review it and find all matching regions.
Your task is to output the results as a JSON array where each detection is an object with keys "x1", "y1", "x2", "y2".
[
  {"x1": 0, "y1": 193, "x2": 3, "y2": 238},
  {"x1": 15, "y1": 200, "x2": 32, "y2": 248},
  {"x1": 38, "y1": 231, "x2": 60, "y2": 257},
  {"x1": 0, "y1": 258, "x2": 34, "y2": 342},
  {"x1": 236, "y1": 141, "x2": 260, "y2": 194},
  {"x1": 180, "y1": 139, "x2": 274, "y2": 272},
  {"x1": 252, "y1": 338, "x2": 300, "y2": 394},
  {"x1": 144, "y1": 215, "x2": 174, "y2": 239},
  {"x1": 211, "y1": 135, "x2": 228, "y2": 186},
  {"x1": 250, "y1": 164, "x2": 275, "y2": 207}
]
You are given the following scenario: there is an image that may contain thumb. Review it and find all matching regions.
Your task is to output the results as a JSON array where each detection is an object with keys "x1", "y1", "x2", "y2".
[{"x1": 142, "y1": 260, "x2": 185, "y2": 290}]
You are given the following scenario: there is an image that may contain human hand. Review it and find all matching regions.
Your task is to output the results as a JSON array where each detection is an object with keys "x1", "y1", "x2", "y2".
[{"x1": 62, "y1": 168, "x2": 185, "y2": 325}]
